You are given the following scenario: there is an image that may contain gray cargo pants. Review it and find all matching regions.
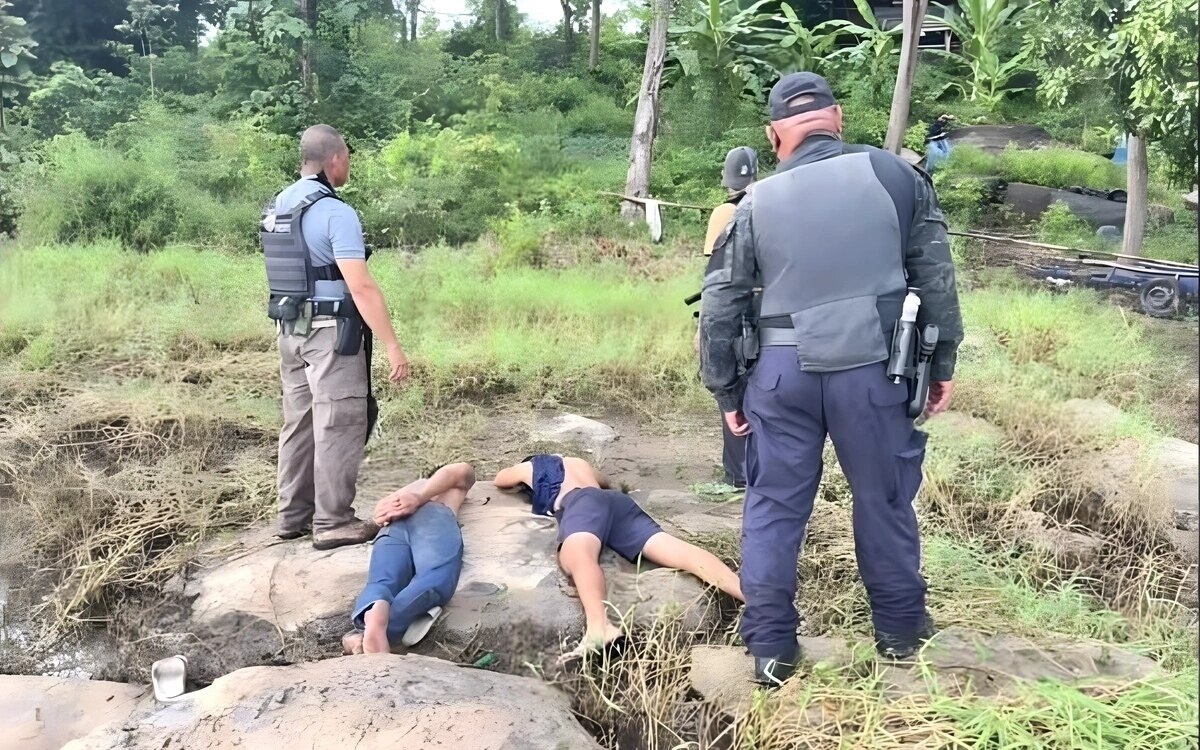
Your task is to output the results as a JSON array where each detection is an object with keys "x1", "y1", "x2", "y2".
[{"x1": 277, "y1": 325, "x2": 368, "y2": 534}]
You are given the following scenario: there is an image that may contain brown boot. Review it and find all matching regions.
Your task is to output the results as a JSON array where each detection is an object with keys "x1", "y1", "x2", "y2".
[{"x1": 313, "y1": 519, "x2": 379, "y2": 551}]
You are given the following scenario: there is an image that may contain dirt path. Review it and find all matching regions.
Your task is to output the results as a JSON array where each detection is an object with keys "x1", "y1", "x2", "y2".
[{"x1": 356, "y1": 408, "x2": 729, "y2": 511}]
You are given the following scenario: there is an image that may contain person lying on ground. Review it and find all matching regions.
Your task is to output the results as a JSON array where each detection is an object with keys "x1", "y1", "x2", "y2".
[
  {"x1": 342, "y1": 462, "x2": 475, "y2": 655},
  {"x1": 493, "y1": 454, "x2": 744, "y2": 659}
]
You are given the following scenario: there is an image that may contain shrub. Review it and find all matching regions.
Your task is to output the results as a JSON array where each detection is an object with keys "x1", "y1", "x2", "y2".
[
  {"x1": 1036, "y1": 201, "x2": 1093, "y2": 245},
  {"x1": 934, "y1": 172, "x2": 989, "y2": 228},
  {"x1": 17, "y1": 106, "x2": 293, "y2": 251},
  {"x1": 493, "y1": 208, "x2": 549, "y2": 268},
  {"x1": 942, "y1": 144, "x2": 999, "y2": 176}
]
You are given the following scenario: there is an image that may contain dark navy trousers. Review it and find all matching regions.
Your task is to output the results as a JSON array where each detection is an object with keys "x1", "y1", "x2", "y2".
[
  {"x1": 720, "y1": 407, "x2": 748, "y2": 486},
  {"x1": 740, "y1": 347, "x2": 928, "y2": 658}
]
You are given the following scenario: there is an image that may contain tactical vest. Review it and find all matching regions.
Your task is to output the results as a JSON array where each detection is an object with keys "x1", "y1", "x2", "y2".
[
  {"x1": 260, "y1": 189, "x2": 345, "y2": 316},
  {"x1": 752, "y1": 150, "x2": 908, "y2": 372}
]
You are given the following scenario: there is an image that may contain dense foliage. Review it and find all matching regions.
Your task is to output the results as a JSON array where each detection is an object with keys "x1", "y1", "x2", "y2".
[{"x1": 0, "y1": 0, "x2": 1194, "y2": 250}]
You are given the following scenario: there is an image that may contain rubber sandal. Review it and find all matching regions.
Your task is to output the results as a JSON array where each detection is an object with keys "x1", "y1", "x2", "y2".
[
  {"x1": 151, "y1": 655, "x2": 188, "y2": 702},
  {"x1": 400, "y1": 606, "x2": 443, "y2": 647}
]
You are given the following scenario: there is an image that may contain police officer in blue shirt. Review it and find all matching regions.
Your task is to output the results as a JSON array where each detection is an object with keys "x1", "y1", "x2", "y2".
[{"x1": 262, "y1": 124, "x2": 410, "y2": 550}]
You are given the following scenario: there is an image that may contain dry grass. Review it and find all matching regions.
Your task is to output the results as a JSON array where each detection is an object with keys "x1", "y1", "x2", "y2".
[{"x1": 0, "y1": 366, "x2": 275, "y2": 631}]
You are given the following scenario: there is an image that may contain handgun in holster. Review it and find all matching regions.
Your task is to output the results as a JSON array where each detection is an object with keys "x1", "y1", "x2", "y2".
[{"x1": 887, "y1": 319, "x2": 939, "y2": 419}]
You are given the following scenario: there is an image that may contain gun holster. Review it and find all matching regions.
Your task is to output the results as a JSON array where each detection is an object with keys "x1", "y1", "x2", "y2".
[
  {"x1": 735, "y1": 315, "x2": 759, "y2": 374},
  {"x1": 905, "y1": 325, "x2": 939, "y2": 418},
  {"x1": 334, "y1": 295, "x2": 364, "y2": 356}
]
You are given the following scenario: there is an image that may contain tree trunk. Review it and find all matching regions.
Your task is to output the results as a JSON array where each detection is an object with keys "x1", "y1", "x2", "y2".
[
  {"x1": 621, "y1": 0, "x2": 671, "y2": 221},
  {"x1": 299, "y1": 0, "x2": 318, "y2": 104},
  {"x1": 1122, "y1": 133, "x2": 1148, "y2": 256},
  {"x1": 883, "y1": 0, "x2": 929, "y2": 154},
  {"x1": 560, "y1": 1, "x2": 575, "y2": 46},
  {"x1": 407, "y1": 0, "x2": 418, "y2": 41},
  {"x1": 495, "y1": 0, "x2": 509, "y2": 41},
  {"x1": 589, "y1": 0, "x2": 600, "y2": 69}
]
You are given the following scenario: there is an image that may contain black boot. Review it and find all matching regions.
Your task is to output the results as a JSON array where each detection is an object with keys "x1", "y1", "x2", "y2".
[
  {"x1": 753, "y1": 646, "x2": 800, "y2": 687},
  {"x1": 875, "y1": 611, "x2": 937, "y2": 660}
]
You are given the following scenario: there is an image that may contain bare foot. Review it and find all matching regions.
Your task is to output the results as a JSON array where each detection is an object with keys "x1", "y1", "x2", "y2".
[
  {"x1": 342, "y1": 631, "x2": 364, "y2": 655},
  {"x1": 558, "y1": 622, "x2": 624, "y2": 665},
  {"x1": 362, "y1": 600, "x2": 391, "y2": 654}
]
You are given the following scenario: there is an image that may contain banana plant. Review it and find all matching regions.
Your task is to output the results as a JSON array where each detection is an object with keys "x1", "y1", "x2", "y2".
[
  {"x1": 935, "y1": 0, "x2": 1031, "y2": 110},
  {"x1": 822, "y1": 0, "x2": 902, "y2": 74},
  {"x1": 668, "y1": 0, "x2": 842, "y2": 101},
  {"x1": 772, "y1": 3, "x2": 842, "y2": 76},
  {"x1": 668, "y1": 0, "x2": 784, "y2": 99}
]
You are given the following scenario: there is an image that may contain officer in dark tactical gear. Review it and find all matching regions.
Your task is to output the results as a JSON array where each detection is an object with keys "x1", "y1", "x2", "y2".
[
  {"x1": 698, "y1": 74, "x2": 963, "y2": 686},
  {"x1": 262, "y1": 124, "x2": 410, "y2": 551},
  {"x1": 697, "y1": 146, "x2": 759, "y2": 487}
]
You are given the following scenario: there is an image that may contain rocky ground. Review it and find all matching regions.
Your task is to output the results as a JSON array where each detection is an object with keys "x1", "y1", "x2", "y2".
[{"x1": 2, "y1": 401, "x2": 1197, "y2": 749}]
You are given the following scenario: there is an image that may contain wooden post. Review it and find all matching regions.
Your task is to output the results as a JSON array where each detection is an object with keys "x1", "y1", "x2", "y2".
[
  {"x1": 883, "y1": 0, "x2": 930, "y2": 154},
  {"x1": 621, "y1": 0, "x2": 672, "y2": 220},
  {"x1": 1122, "y1": 133, "x2": 1148, "y2": 256}
]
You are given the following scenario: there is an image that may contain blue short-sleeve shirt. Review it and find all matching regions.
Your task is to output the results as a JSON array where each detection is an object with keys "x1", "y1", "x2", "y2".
[{"x1": 271, "y1": 175, "x2": 366, "y2": 270}]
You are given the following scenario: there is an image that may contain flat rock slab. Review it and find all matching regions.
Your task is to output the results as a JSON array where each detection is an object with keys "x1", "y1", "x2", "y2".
[
  {"x1": 948, "y1": 124, "x2": 1053, "y2": 154},
  {"x1": 417, "y1": 483, "x2": 721, "y2": 661},
  {"x1": 638, "y1": 489, "x2": 742, "y2": 537},
  {"x1": 1058, "y1": 399, "x2": 1198, "y2": 562},
  {"x1": 186, "y1": 535, "x2": 370, "y2": 633},
  {"x1": 1, "y1": 675, "x2": 148, "y2": 750},
  {"x1": 530, "y1": 414, "x2": 617, "y2": 451},
  {"x1": 689, "y1": 627, "x2": 1157, "y2": 717},
  {"x1": 64, "y1": 654, "x2": 601, "y2": 750}
]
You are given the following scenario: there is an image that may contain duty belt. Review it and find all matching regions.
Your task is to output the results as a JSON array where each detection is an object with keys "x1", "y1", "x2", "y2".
[
  {"x1": 758, "y1": 315, "x2": 798, "y2": 346},
  {"x1": 759, "y1": 327, "x2": 800, "y2": 346}
]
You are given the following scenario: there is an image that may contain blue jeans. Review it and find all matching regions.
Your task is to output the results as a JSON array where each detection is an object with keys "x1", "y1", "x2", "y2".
[{"x1": 351, "y1": 502, "x2": 464, "y2": 643}]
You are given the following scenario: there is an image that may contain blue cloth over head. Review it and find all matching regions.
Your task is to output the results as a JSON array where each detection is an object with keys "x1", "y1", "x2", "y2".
[{"x1": 528, "y1": 454, "x2": 565, "y2": 517}]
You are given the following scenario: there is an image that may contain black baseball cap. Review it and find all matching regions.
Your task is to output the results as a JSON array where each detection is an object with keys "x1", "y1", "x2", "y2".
[
  {"x1": 769, "y1": 72, "x2": 838, "y2": 121},
  {"x1": 722, "y1": 146, "x2": 758, "y2": 190}
]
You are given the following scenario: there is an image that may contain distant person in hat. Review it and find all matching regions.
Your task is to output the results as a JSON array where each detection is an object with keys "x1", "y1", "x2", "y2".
[{"x1": 695, "y1": 147, "x2": 760, "y2": 487}]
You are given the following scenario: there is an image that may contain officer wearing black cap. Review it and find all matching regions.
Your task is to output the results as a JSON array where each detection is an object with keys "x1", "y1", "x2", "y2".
[
  {"x1": 697, "y1": 146, "x2": 759, "y2": 487},
  {"x1": 698, "y1": 73, "x2": 963, "y2": 685}
]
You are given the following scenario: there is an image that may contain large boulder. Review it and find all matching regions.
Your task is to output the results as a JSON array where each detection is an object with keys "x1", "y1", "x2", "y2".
[
  {"x1": 638, "y1": 489, "x2": 742, "y2": 538},
  {"x1": 1056, "y1": 399, "x2": 1199, "y2": 563},
  {"x1": 159, "y1": 483, "x2": 729, "y2": 680},
  {"x1": 168, "y1": 528, "x2": 370, "y2": 682},
  {"x1": 689, "y1": 627, "x2": 1157, "y2": 717},
  {"x1": 529, "y1": 414, "x2": 617, "y2": 452},
  {"x1": 64, "y1": 654, "x2": 601, "y2": 750},
  {"x1": 948, "y1": 124, "x2": 1052, "y2": 154},
  {"x1": 1, "y1": 675, "x2": 148, "y2": 750}
]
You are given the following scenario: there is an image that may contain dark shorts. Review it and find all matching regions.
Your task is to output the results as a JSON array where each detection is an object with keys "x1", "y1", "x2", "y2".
[{"x1": 555, "y1": 487, "x2": 663, "y2": 562}]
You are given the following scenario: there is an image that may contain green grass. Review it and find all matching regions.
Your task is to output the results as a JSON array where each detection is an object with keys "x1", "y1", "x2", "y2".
[
  {"x1": 0, "y1": 242, "x2": 710, "y2": 413},
  {"x1": 943, "y1": 145, "x2": 1126, "y2": 191}
]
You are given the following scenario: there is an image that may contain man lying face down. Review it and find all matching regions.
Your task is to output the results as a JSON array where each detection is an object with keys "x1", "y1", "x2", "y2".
[
  {"x1": 343, "y1": 462, "x2": 475, "y2": 655},
  {"x1": 494, "y1": 455, "x2": 744, "y2": 657}
]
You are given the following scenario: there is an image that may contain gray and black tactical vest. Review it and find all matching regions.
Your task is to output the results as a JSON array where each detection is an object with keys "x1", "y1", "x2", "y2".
[
  {"x1": 752, "y1": 148, "x2": 909, "y2": 372},
  {"x1": 260, "y1": 190, "x2": 341, "y2": 302}
]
